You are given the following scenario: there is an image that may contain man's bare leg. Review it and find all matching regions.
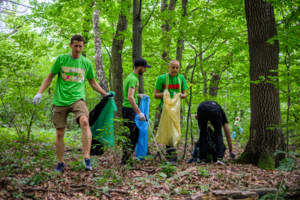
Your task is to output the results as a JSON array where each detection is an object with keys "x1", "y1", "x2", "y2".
[
  {"x1": 79, "y1": 116, "x2": 92, "y2": 158},
  {"x1": 56, "y1": 128, "x2": 65, "y2": 162}
]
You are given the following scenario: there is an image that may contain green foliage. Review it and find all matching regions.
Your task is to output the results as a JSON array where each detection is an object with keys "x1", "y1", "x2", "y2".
[
  {"x1": 159, "y1": 161, "x2": 177, "y2": 177},
  {"x1": 197, "y1": 167, "x2": 209, "y2": 177},
  {"x1": 69, "y1": 156, "x2": 86, "y2": 172},
  {"x1": 92, "y1": 168, "x2": 123, "y2": 186},
  {"x1": 274, "y1": 150, "x2": 300, "y2": 171},
  {"x1": 260, "y1": 181, "x2": 289, "y2": 200}
]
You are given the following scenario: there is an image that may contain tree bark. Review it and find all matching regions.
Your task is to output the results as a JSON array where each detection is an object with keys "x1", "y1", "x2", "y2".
[
  {"x1": 235, "y1": 0, "x2": 285, "y2": 169},
  {"x1": 82, "y1": 1, "x2": 94, "y2": 57},
  {"x1": 93, "y1": 8, "x2": 109, "y2": 94},
  {"x1": 111, "y1": 1, "x2": 128, "y2": 118},
  {"x1": 208, "y1": 73, "x2": 221, "y2": 97},
  {"x1": 154, "y1": 0, "x2": 178, "y2": 130},
  {"x1": 176, "y1": 0, "x2": 188, "y2": 64},
  {"x1": 132, "y1": 0, "x2": 144, "y2": 93}
]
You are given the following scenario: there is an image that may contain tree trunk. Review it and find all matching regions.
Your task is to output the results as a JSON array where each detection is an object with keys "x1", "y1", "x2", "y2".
[
  {"x1": 111, "y1": 2, "x2": 128, "y2": 118},
  {"x1": 176, "y1": 0, "x2": 188, "y2": 64},
  {"x1": 161, "y1": 0, "x2": 177, "y2": 63},
  {"x1": 82, "y1": 1, "x2": 94, "y2": 57},
  {"x1": 93, "y1": 8, "x2": 109, "y2": 94},
  {"x1": 208, "y1": 73, "x2": 221, "y2": 97},
  {"x1": 132, "y1": 0, "x2": 144, "y2": 94},
  {"x1": 235, "y1": 0, "x2": 285, "y2": 169},
  {"x1": 154, "y1": 0, "x2": 170, "y2": 131}
]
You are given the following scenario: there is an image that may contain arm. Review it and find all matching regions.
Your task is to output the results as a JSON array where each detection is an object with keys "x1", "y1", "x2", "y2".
[
  {"x1": 88, "y1": 78, "x2": 107, "y2": 96},
  {"x1": 223, "y1": 123, "x2": 233, "y2": 153},
  {"x1": 38, "y1": 72, "x2": 56, "y2": 94},
  {"x1": 128, "y1": 87, "x2": 141, "y2": 114},
  {"x1": 181, "y1": 90, "x2": 187, "y2": 99},
  {"x1": 154, "y1": 89, "x2": 164, "y2": 99}
]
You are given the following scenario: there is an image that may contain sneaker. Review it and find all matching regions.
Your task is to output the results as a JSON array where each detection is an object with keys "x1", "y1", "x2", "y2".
[
  {"x1": 186, "y1": 157, "x2": 196, "y2": 164},
  {"x1": 84, "y1": 158, "x2": 93, "y2": 171},
  {"x1": 54, "y1": 162, "x2": 64, "y2": 173},
  {"x1": 216, "y1": 159, "x2": 226, "y2": 165}
]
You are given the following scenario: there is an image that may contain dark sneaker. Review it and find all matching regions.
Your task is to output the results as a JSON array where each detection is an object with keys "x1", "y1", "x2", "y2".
[
  {"x1": 84, "y1": 158, "x2": 93, "y2": 171},
  {"x1": 54, "y1": 162, "x2": 64, "y2": 173}
]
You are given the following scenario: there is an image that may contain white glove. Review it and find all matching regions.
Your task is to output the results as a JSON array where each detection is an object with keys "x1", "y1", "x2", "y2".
[
  {"x1": 104, "y1": 93, "x2": 113, "y2": 98},
  {"x1": 33, "y1": 93, "x2": 42, "y2": 105},
  {"x1": 138, "y1": 113, "x2": 147, "y2": 121},
  {"x1": 229, "y1": 152, "x2": 236, "y2": 159},
  {"x1": 139, "y1": 94, "x2": 149, "y2": 98}
]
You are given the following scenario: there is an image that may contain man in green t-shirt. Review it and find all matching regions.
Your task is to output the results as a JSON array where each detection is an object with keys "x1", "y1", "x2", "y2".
[
  {"x1": 121, "y1": 58, "x2": 151, "y2": 165},
  {"x1": 154, "y1": 59, "x2": 187, "y2": 163},
  {"x1": 33, "y1": 35, "x2": 111, "y2": 172}
]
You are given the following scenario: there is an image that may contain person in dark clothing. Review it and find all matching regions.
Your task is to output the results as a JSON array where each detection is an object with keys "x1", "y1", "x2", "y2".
[
  {"x1": 121, "y1": 58, "x2": 151, "y2": 165},
  {"x1": 196, "y1": 101, "x2": 236, "y2": 165}
]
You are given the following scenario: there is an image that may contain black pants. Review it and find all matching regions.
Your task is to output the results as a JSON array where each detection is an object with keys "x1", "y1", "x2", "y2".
[
  {"x1": 121, "y1": 106, "x2": 139, "y2": 164},
  {"x1": 197, "y1": 102, "x2": 224, "y2": 161}
]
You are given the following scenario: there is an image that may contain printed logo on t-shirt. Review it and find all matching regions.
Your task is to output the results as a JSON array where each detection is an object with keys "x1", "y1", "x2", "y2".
[{"x1": 61, "y1": 67, "x2": 85, "y2": 83}]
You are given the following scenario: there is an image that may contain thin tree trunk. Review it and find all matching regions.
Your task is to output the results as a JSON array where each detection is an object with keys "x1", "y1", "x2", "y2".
[
  {"x1": 93, "y1": 8, "x2": 109, "y2": 94},
  {"x1": 154, "y1": 0, "x2": 170, "y2": 131},
  {"x1": 235, "y1": 0, "x2": 285, "y2": 169},
  {"x1": 82, "y1": 2, "x2": 94, "y2": 57},
  {"x1": 176, "y1": 0, "x2": 188, "y2": 64},
  {"x1": 111, "y1": 1, "x2": 128, "y2": 118},
  {"x1": 208, "y1": 73, "x2": 221, "y2": 97},
  {"x1": 132, "y1": 0, "x2": 144, "y2": 93}
]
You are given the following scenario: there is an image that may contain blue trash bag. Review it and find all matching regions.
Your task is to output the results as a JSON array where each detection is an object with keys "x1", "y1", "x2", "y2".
[
  {"x1": 240, "y1": 127, "x2": 244, "y2": 134},
  {"x1": 135, "y1": 96, "x2": 150, "y2": 160},
  {"x1": 231, "y1": 131, "x2": 236, "y2": 139}
]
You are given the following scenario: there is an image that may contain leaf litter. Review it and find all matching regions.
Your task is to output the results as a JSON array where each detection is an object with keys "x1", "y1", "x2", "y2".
[{"x1": 0, "y1": 140, "x2": 299, "y2": 200}]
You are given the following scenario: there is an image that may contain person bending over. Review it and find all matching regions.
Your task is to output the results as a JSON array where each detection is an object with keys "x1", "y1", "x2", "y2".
[{"x1": 195, "y1": 101, "x2": 236, "y2": 165}]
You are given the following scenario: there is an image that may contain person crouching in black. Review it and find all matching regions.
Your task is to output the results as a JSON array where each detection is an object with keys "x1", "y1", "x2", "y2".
[{"x1": 195, "y1": 101, "x2": 236, "y2": 165}]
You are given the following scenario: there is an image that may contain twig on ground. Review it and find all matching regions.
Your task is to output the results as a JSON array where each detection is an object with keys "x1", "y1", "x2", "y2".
[
  {"x1": 130, "y1": 168, "x2": 156, "y2": 173},
  {"x1": 23, "y1": 193, "x2": 43, "y2": 200},
  {"x1": 69, "y1": 184, "x2": 129, "y2": 194}
]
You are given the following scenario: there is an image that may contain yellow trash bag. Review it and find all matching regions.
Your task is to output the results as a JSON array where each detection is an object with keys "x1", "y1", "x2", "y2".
[{"x1": 155, "y1": 74, "x2": 182, "y2": 147}]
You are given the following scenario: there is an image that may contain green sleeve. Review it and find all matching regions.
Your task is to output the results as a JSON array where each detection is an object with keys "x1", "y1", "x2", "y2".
[
  {"x1": 155, "y1": 76, "x2": 163, "y2": 91},
  {"x1": 128, "y1": 78, "x2": 137, "y2": 89},
  {"x1": 50, "y1": 55, "x2": 61, "y2": 75},
  {"x1": 181, "y1": 75, "x2": 188, "y2": 91},
  {"x1": 86, "y1": 61, "x2": 96, "y2": 80}
]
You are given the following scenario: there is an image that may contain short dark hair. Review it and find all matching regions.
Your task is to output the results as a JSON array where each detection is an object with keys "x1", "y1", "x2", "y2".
[{"x1": 71, "y1": 35, "x2": 84, "y2": 44}]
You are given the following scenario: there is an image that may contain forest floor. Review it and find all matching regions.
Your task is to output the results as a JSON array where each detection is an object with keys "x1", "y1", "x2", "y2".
[{"x1": 0, "y1": 130, "x2": 300, "y2": 200}]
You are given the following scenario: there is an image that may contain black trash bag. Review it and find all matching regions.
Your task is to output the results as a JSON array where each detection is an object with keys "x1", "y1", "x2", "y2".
[
  {"x1": 89, "y1": 94, "x2": 113, "y2": 156},
  {"x1": 186, "y1": 127, "x2": 226, "y2": 163}
]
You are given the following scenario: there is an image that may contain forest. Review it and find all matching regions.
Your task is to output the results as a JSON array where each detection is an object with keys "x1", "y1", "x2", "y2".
[{"x1": 0, "y1": 0, "x2": 300, "y2": 199}]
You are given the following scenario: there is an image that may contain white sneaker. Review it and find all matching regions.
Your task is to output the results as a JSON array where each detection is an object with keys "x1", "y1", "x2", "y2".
[{"x1": 216, "y1": 160, "x2": 225, "y2": 165}]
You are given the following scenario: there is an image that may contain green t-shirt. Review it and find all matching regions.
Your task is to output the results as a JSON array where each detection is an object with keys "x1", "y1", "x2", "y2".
[
  {"x1": 50, "y1": 53, "x2": 95, "y2": 106},
  {"x1": 155, "y1": 73, "x2": 188, "y2": 107},
  {"x1": 123, "y1": 72, "x2": 139, "y2": 108}
]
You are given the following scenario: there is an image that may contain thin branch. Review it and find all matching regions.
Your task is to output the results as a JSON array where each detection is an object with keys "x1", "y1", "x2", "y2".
[
  {"x1": 8, "y1": 0, "x2": 33, "y2": 9},
  {"x1": 101, "y1": 40, "x2": 112, "y2": 63},
  {"x1": 202, "y1": 50, "x2": 216, "y2": 62},
  {"x1": 142, "y1": 0, "x2": 159, "y2": 30}
]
